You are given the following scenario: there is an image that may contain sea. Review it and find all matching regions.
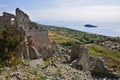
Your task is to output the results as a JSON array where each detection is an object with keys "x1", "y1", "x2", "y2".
[{"x1": 38, "y1": 21, "x2": 120, "y2": 37}]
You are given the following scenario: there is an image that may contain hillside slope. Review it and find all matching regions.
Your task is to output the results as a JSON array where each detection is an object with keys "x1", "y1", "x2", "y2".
[
  {"x1": 87, "y1": 45, "x2": 120, "y2": 74},
  {"x1": 47, "y1": 27, "x2": 120, "y2": 74},
  {"x1": 31, "y1": 22, "x2": 120, "y2": 75},
  {"x1": 36, "y1": 22, "x2": 120, "y2": 44}
]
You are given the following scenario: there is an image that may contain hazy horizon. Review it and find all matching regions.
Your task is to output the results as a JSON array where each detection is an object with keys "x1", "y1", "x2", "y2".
[
  {"x1": 0, "y1": 0, "x2": 120, "y2": 37},
  {"x1": 37, "y1": 21, "x2": 120, "y2": 37}
]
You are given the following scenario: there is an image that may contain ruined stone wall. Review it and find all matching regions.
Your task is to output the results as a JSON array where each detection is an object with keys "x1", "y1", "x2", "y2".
[
  {"x1": 29, "y1": 31, "x2": 49, "y2": 50},
  {"x1": 15, "y1": 8, "x2": 49, "y2": 59},
  {"x1": 28, "y1": 22, "x2": 49, "y2": 51},
  {"x1": 78, "y1": 46, "x2": 90, "y2": 72},
  {"x1": 0, "y1": 8, "x2": 49, "y2": 60},
  {"x1": 28, "y1": 30, "x2": 48, "y2": 38},
  {"x1": 0, "y1": 16, "x2": 4, "y2": 31},
  {"x1": 15, "y1": 8, "x2": 49, "y2": 49},
  {"x1": 16, "y1": 8, "x2": 30, "y2": 31},
  {"x1": 0, "y1": 12, "x2": 16, "y2": 31}
]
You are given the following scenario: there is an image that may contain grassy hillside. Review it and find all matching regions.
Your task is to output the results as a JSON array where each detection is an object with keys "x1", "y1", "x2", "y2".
[
  {"x1": 47, "y1": 26, "x2": 108, "y2": 44},
  {"x1": 36, "y1": 22, "x2": 120, "y2": 44},
  {"x1": 49, "y1": 31, "x2": 79, "y2": 43},
  {"x1": 37, "y1": 22, "x2": 120, "y2": 74},
  {"x1": 87, "y1": 45, "x2": 120, "y2": 74},
  {"x1": 87, "y1": 45, "x2": 120, "y2": 62},
  {"x1": 48, "y1": 30, "x2": 120, "y2": 74},
  {"x1": 49, "y1": 31, "x2": 82, "y2": 47}
]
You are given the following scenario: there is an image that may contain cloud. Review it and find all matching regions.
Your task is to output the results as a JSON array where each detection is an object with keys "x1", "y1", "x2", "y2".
[
  {"x1": 0, "y1": 12, "x2": 2, "y2": 15},
  {"x1": 114, "y1": 28, "x2": 120, "y2": 32},
  {"x1": 51, "y1": 0, "x2": 120, "y2": 7},
  {"x1": 116, "y1": 30, "x2": 120, "y2": 32},
  {"x1": 52, "y1": 0, "x2": 89, "y2": 7},
  {"x1": 0, "y1": 4, "x2": 8, "y2": 8},
  {"x1": 27, "y1": 5, "x2": 120, "y2": 23}
]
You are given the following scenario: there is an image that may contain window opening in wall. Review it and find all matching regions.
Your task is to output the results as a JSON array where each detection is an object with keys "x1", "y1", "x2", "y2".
[{"x1": 11, "y1": 18, "x2": 15, "y2": 25}]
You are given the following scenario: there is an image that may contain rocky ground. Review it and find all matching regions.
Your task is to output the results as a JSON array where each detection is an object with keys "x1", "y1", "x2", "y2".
[
  {"x1": 0, "y1": 46, "x2": 119, "y2": 80},
  {"x1": 0, "y1": 54, "x2": 93, "y2": 80}
]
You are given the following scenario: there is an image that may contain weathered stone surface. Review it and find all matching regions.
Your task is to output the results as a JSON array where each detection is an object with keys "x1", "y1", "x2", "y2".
[
  {"x1": 17, "y1": 41, "x2": 29, "y2": 59},
  {"x1": 0, "y1": 8, "x2": 119, "y2": 79},
  {"x1": 29, "y1": 47, "x2": 38, "y2": 60},
  {"x1": 70, "y1": 44, "x2": 82, "y2": 61},
  {"x1": 70, "y1": 44, "x2": 90, "y2": 72},
  {"x1": 91, "y1": 57, "x2": 120, "y2": 79},
  {"x1": 0, "y1": 56, "x2": 93, "y2": 80},
  {"x1": 0, "y1": 12, "x2": 16, "y2": 29},
  {"x1": 52, "y1": 41, "x2": 61, "y2": 57},
  {"x1": 41, "y1": 47, "x2": 53, "y2": 61},
  {"x1": 77, "y1": 46, "x2": 90, "y2": 72},
  {"x1": 69, "y1": 44, "x2": 120, "y2": 79},
  {"x1": 0, "y1": 8, "x2": 49, "y2": 60}
]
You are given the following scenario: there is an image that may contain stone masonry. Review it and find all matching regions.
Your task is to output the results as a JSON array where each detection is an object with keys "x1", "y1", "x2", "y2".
[
  {"x1": 0, "y1": 8, "x2": 49, "y2": 59},
  {"x1": 69, "y1": 44, "x2": 120, "y2": 79}
]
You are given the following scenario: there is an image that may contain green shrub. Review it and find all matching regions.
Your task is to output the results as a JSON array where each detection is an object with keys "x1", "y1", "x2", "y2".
[
  {"x1": 61, "y1": 42, "x2": 72, "y2": 46},
  {"x1": 0, "y1": 27, "x2": 23, "y2": 66}
]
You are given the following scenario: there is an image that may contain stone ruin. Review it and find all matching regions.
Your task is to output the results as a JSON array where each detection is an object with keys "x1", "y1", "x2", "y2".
[
  {"x1": 0, "y1": 12, "x2": 16, "y2": 30},
  {"x1": 0, "y1": 8, "x2": 49, "y2": 60},
  {"x1": 0, "y1": 8, "x2": 63, "y2": 61},
  {"x1": 69, "y1": 44, "x2": 120, "y2": 79},
  {"x1": 69, "y1": 44, "x2": 90, "y2": 72},
  {"x1": 0, "y1": 8, "x2": 120, "y2": 79}
]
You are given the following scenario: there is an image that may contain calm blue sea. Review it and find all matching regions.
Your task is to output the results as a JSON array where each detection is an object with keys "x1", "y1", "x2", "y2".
[{"x1": 38, "y1": 21, "x2": 120, "y2": 37}]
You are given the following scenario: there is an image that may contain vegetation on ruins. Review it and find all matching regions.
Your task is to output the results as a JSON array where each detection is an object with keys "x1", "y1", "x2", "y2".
[
  {"x1": 0, "y1": 8, "x2": 120, "y2": 79},
  {"x1": 0, "y1": 27, "x2": 23, "y2": 67}
]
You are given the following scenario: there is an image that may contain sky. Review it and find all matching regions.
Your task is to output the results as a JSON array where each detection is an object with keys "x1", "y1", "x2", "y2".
[{"x1": 0, "y1": 0, "x2": 120, "y2": 36}]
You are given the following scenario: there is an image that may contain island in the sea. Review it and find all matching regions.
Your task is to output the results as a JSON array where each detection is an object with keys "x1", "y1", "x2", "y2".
[{"x1": 84, "y1": 24, "x2": 98, "y2": 28}]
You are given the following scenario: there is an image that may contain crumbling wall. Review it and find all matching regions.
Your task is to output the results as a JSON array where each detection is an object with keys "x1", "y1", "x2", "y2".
[
  {"x1": 77, "y1": 46, "x2": 90, "y2": 72},
  {"x1": 15, "y1": 8, "x2": 49, "y2": 59},
  {"x1": 0, "y1": 8, "x2": 49, "y2": 60},
  {"x1": 0, "y1": 16, "x2": 4, "y2": 26},
  {"x1": 70, "y1": 44, "x2": 90, "y2": 72},
  {"x1": 69, "y1": 44, "x2": 120, "y2": 79},
  {"x1": 0, "y1": 12, "x2": 16, "y2": 31},
  {"x1": 28, "y1": 22, "x2": 49, "y2": 55},
  {"x1": 30, "y1": 33, "x2": 49, "y2": 51},
  {"x1": 16, "y1": 8, "x2": 30, "y2": 32},
  {"x1": 70, "y1": 44, "x2": 82, "y2": 62}
]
